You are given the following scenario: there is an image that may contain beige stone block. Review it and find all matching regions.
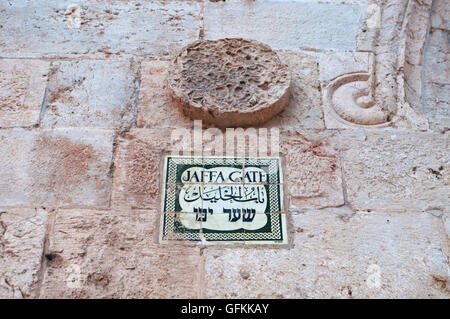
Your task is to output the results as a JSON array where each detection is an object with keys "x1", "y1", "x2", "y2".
[
  {"x1": 423, "y1": 29, "x2": 450, "y2": 133},
  {"x1": 281, "y1": 130, "x2": 344, "y2": 209},
  {"x1": 111, "y1": 129, "x2": 172, "y2": 209},
  {"x1": 0, "y1": 1, "x2": 202, "y2": 58},
  {"x1": 204, "y1": 1, "x2": 366, "y2": 51},
  {"x1": 41, "y1": 60, "x2": 138, "y2": 130},
  {"x1": 0, "y1": 208, "x2": 48, "y2": 298},
  {"x1": 264, "y1": 51, "x2": 324, "y2": 129},
  {"x1": 0, "y1": 59, "x2": 50, "y2": 128},
  {"x1": 0, "y1": 128, "x2": 114, "y2": 208},
  {"x1": 39, "y1": 209, "x2": 201, "y2": 298},
  {"x1": 340, "y1": 130, "x2": 449, "y2": 211},
  {"x1": 112, "y1": 128, "x2": 344, "y2": 210},
  {"x1": 204, "y1": 210, "x2": 449, "y2": 298},
  {"x1": 138, "y1": 51, "x2": 324, "y2": 130},
  {"x1": 137, "y1": 60, "x2": 193, "y2": 128},
  {"x1": 319, "y1": 52, "x2": 371, "y2": 83}
]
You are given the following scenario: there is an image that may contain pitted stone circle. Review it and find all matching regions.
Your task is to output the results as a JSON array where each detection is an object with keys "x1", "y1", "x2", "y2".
[{"x1": 167, "y1": 38, "x2": 291, "y2": 127}]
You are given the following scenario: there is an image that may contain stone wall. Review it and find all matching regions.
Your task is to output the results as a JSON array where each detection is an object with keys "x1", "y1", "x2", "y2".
[{"x1": 0, "y1": 0, "x2": 448, "y2": 298}]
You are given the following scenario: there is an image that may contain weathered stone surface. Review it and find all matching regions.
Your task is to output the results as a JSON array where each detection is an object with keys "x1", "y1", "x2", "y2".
[
  {"x1": 204, "y1": 1, "x2": 366, "y2": 51},
  {"x1": 139, "y1": 52, "x2": 323, "y2": 129},
  {"x1": 137, "y1": 60, "x2": 192, "y2": 128},
  {"x1": 0, "y1": 209, "x2": 48, "y2": 298},
  {"x1": 0, "y1": 128, "x2": 114, "y2": 208},
  {"x1": 443, "y1": 213, "x2": 450, "y2": 239},
  {"x1": 112, "y1": 129, "x2": 171, "y2": 209},
  {"x1": 168, "y1": 38, "x2": 290, "y2": 127},
  {"x1": 41, "y1": 60, "x2": 138, "y2": 130},
  {"x1": 0, "y1": 129, "x2": 40, "y2": 207},
  {"x1": 0, "y1": 59, "x2": 49, "y2": 128},
  {"x1": 264, "y1": 51, "x2": 324, "y2": 129},
  {"x1": 112, "y1": 128, "x2": 343, "y2": 210},
  {"x1": 319, "y1": 52, "x2": 372, "y2": 83},
  {"x1": 340, "y1": 131, "x2": 449, "y2": 212},
  {"x1": 401, "y1": 0, "x2": 433, "y2": 114},
  {"x1": 423, "y1": 28, "x2": 449, "y2": 133},
  {"x1": 281, "y1": 130, "x2": 344, "y2": 209},
  {"x1": 0, "y1": 1, "x2": 202, "y2": 58},
  {"x1": 0, "y1": 0, "x2": 447, "y2": 300},
  {"x1": 39, "y1": 209, "x2": 201, "y2": 298},
  {"x1": 204, "y1": 210, "x2": 449, "y2": 298},
  {"x1": 430, "y1": 0, "x2": 449, "y2": 30},
  {"x1": 356, "y1": 3, "x2": 381, "y2": 51}
]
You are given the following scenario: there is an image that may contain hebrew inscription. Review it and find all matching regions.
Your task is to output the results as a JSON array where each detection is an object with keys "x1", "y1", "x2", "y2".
[{"x1": 160, "y1": 156, "x2": 287, "y2": 244}]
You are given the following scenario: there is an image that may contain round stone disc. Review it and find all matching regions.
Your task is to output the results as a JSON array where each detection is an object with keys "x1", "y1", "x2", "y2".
[{"x1": 167, "y1": 38, "x2": 290, "y2": 127}]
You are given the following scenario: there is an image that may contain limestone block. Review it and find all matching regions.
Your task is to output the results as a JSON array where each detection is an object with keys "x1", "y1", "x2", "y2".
[
  {"x1": 204, "y1": 210, "x2": 449, "y2": 298},
  {"x1": 264, "y1": 50, "x2": 324, "y2": 129},
  {"x1": 340, "y1": 130, "x2": 449, "y2": 211},
  {"x1": 204, "y1": 1, "x2": 366, "y2": 51},
  {"x1": 281, "y1": 130, "x2": 344, "y2": 209},
  {"x1": 423, "y1": 29, "x2": 450, "y2": 133},
  {"x1": 137, "y1": 60, "x2": 192, "y2": 128},
  {"x1": 0, "y1": 128, "x2": 114, "y2": 208},
  {"x1": 41, "y1": 60, "x2": 138, "y2": 130},
  {"x1": 0, "y1": 59, "x2": 50, "y2": 128},
  {"x1": 0, "y1": 0, "x2": 202, "y2": 58},
  {"x1": 111, "y1": 129, "x2": 172, "y2": 209},
  {"x1": 139, "y1": 51, "x2": 324, "y2": 130},
  {"x1": 356, "y1": 3, "x2": 381, "y2": 51},
  {"x1": 0, "y1": 209, "x2": 48, "y2": 298},
  {"x1": 39, "y1": 209, "x2": 201, "y2": 298},
  {"x1": 112, "y1": 128, "x2": 344, "y2": 210}
]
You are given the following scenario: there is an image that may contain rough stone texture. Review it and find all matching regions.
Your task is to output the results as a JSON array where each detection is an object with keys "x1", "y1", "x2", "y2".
[
  {"x1": 0, "y1": 0, "x2": 448, "y2": 299},
  {"x1": 0, "y1": 209, "x2": 48, "y2": 298},
  {"x1": 137, "y1": 60, "x2": 193, "y2": 128},
  {"x1": 402, "y1": 0, "x2": 433, "y2": 112},
  {"x1": 204, "y1": 210, "x2": 449, "y2": 298},
  {"x1": 430, "y1": 0, "x2": 449, "y2": 31},
  {"x1": 356, "y1": 3, "x2": 381, "y2": 52},
  {"x1": 111, "y1": 129, "x2": 171, "y2": 209},
  {"x1": 422, "y1": 3, "x2": 449, "y2": 133},
  {"x1": 41, "y1": 60, "x2": 138, "y2": 130},
  {"x1": 0, "y1": 0, "x2": 202, "y2": 58},
  {"x1": 0, "y1": 129, "x2": 114, "y2": 208},
  {"x1": 39, "y1": 209, "x2": 202, "y2": 298},
  {"x1": 0, "y1": 59, "x2": 50, "y2": 128},
  {"x1": 204, "y1": 1, "x2": 366, "y2": 51},
  {"x1": 168, "y1": 38, "x2": 290, "y2": 127},
  {"x1": 264, "y1": 51, "x2": 324, "y2": 129},
  {"x1": 340, "y1": 131, "x2": 449, "y2": 212},
  {"x1": 112, "y1": 128, "x2": 344, "y2": 210},
  {"x1": 139, "y1": 52, "x2": 323, "y2": 130},
  {"x1": 281, "y1": 130, "x2": 344, "y2": 209}
]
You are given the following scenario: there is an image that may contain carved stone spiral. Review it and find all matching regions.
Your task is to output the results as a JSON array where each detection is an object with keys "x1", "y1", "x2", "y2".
[
  {"x1": 327, "y1": 73, "x2": 389, "y2": 126},
  {"x1": 167, "y1": 38, "x2": 290, "y2": 127}
]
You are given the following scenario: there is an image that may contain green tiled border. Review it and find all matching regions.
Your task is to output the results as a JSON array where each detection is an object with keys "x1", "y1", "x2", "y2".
[{"x1": 160, "y1": 156, "x2": 286, "y2": 244}]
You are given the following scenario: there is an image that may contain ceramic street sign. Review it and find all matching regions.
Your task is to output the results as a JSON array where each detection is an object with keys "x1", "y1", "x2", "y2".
[{"x1": 160, "y1": 156, "x2": 287, "y2": 244}]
